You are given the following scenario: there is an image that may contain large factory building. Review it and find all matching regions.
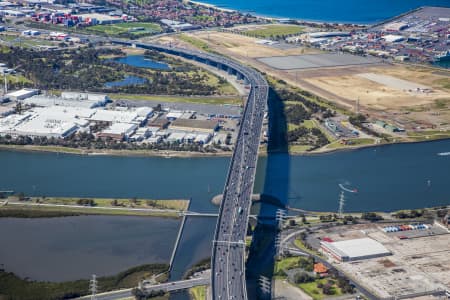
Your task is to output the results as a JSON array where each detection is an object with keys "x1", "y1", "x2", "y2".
[{"x1": 321, "y1": 238, "x2": 391, "y2": 262}]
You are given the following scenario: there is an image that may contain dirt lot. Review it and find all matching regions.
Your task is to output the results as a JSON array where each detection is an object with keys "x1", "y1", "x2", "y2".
[
  {"x1": 303, "y1": 65, "x2": 450, "y2": 110},
  {"x1": 312, "y1": 224, "x2": 450, "y2": 299},
  {"x1": 190, "y1": 31, "x2": 319, "y2": 58},
  {"x1": 157, "y1": 31, "x2": 450, "y2": 131}
]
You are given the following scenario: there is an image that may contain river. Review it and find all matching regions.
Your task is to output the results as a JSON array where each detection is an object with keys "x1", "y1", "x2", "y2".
[
  {"x1": 2, "y1": 139, "x2": 450, "y2": 213},
  {"x1": 1, "y1": 139, "x2": 449, "y2": 290},
  {"x1": 0, "y1": 215, "x2": 180, "y2": 282}
]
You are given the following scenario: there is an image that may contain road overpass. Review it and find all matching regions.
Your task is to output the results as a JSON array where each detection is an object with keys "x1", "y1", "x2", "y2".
[
  {"x1": 76, "y1": 276, "x2": 209, "y2": 300},
  {"x1": 106, "y1": 39, "x2": 268, "y2": 300}
]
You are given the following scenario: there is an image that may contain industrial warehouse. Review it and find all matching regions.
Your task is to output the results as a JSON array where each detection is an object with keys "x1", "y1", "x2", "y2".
[
  {"x1": 310, "y1": 222, "x2": 450, "y2": 299},
  {"x1": 320, "y1": 237, "x2": 391, "y2": 262},
  {"x1": 0, "y1": 89, "x2": 237, "y2": 148}
]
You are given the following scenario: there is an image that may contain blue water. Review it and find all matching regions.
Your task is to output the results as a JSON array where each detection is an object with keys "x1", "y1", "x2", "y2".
[
  {"x1": 112, "y1": 55, "x2": 170, "y2": 70},
  {"x1": 200, "y1": 0, "x2": 450, "y2": 24},
  {"x1": 434, "y1": 60, "x2": 450, "y2": 69},
  {"x1": 104, "y1": 75, "x2": 148, "y2": 87},
  {"x1": 1, "y1": 139, "x2": 450, "y2": 213},
  {"x1": 0, "y1": 216, "x2": 180, "y2": 281}
]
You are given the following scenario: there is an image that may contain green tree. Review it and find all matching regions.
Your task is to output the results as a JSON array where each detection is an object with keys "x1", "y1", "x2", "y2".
[{"x1": 293, "y1": 272, "x2": 314, "y2": 284}]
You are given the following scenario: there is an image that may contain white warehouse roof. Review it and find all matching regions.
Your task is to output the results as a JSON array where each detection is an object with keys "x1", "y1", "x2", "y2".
[
  {"x1": 6, "y1": 89, "x2": 39, "y2": 100},
  {"x1": 90, "y1": 110, "x2": 138, "y2": 123},
  {"x1": 383, "y1": 34, "x2": 404, "y2": 43},
  {"x1": 321, "y1": 238, "x2": 391, "y2": 261},
  {"x1": 102, "y1": 122, "x2": 137, "y2": 136}
]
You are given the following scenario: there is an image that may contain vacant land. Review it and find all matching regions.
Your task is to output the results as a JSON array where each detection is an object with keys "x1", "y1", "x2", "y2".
[
  {"x1": 165, "y1": 31, "x2": 450, "y2": 134},
  {"x1": 258, "y1": 53, "x2": 379, "y2": 70},
  {"x1": 304, "y1": 65, "x2": 450, "y2": 109},
  {"x1": 0, "y1": 32, "x2": 56, "y2": 49},
  {"x1": 19, "y1": 196, "x2": 190, "y2": 210},
  {"x1": 189, "y1": 285, "x2": 207, "y2": 300},
  {"x1": 326, "y1": 138, "x2": 376, "y2": 149},
  {"x1": 1, "y1": 196, "x2": 189, "y2": 218},
  {"x1": 172, "y1": 31, "x2": 319, "y2": 59},
  {"x1": 108, "y1": 93, "x2": 241, "y2": 105}
]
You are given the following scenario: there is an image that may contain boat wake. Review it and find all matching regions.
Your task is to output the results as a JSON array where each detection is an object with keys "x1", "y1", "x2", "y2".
[
  {"x1": 338, "y1": 183, "x2": 358, "y2": 193},
  {"x1": 437, "y1": 152, "x2": 450, "y2": 156}
]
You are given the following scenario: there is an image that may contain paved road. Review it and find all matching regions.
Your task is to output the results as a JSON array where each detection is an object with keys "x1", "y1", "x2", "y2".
[
  {"x1": 105, "y1": 38, "x2": 269, "y2": 300},
  {"x1": 76, "y1": 277, "x2": 209, "y2": 300},
  {"x1": 141, "y1": 277, "x2": 210, "y2": 293},
  {"x1": 5, "y1": 26, "x2": 270, "y2": 300}
]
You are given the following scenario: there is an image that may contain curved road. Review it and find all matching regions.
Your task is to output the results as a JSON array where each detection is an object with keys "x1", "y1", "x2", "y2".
[{"x1": 107, "y1": 38, "x2": 269, "y2": 300}]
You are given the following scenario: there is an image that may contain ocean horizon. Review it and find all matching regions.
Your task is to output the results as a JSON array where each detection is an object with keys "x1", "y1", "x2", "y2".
[{"x1": 197, "y1": 0, "x2": 450, "y2": 24}]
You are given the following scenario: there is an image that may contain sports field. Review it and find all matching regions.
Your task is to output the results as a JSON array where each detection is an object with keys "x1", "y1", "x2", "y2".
[{"x1": 86, "y1": 22, "x2": 162, "y2": 37}]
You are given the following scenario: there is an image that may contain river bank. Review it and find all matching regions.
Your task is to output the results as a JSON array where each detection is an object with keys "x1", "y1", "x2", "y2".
[
  {"x1": 1, "y1": 139, "x2": 449, "y2": 213},
  {"x1": 0, "y1": 196, "x2": 189, "y2": 218},
  {"x1": 1, "y1": 135, "x2": 450, "y2": 158},
  {"x1": 0, "y1": 264, "x2": 169, "y2": 300}
]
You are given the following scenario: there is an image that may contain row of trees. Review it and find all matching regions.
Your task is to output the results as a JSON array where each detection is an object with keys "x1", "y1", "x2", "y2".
[
  {"x1": 349, "y1": 114, "x2": 385, "y2": 138},
  {"x1": 276, "y1": 87, "x2": 332, "y2": 115},
  {"x1": 287, "y1": 126, "x2": 328, "y2": 149},
  {"x1": 0, "y1": 133, "x2": 230, "y2": 153}
]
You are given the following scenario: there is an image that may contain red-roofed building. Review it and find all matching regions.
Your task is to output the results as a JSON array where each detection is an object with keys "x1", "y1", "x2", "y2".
[{"x1": 314, "y1": 263, "x2": 328, "y2": 276}]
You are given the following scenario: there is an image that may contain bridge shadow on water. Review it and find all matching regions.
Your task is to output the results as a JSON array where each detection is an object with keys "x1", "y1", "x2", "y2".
[{"x1": 246, "y1": 87, "x2": 290, "y2": 299}]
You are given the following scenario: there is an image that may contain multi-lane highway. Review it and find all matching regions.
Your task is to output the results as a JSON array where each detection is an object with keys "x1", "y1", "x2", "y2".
[
  {"x1": 106, "y1": 38, "x2": 269, "y2": 300},
  {"x1": 211, "y1": 80, "x2": 268, "y2": 300}
]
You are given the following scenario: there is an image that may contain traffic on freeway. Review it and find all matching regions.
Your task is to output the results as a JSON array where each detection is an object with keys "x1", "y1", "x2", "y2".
[{"x1": 107, "y1": 38, "x2": 269, "y2": 300}]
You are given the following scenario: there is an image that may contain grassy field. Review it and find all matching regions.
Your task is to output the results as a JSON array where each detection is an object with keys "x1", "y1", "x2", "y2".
[
  {"x1": 433, "y1": 78, "x2": 450, "y2": 90},
  {"x1": 189, "y1": 285, "x2": 207, "y2": 300},
  {"x1": 0, "y1": 264, "x2": 168, "y2": 300},
  {"x1": 15, "y1": 196, "x2": 190, "y2": 211},
  {"x1": 244, "y1": 25, "x2": 304, "y2": 38},
  {"x1": 326, "y1": 138, "x2": 376, "y2": 149},
  {"x1": 0, "y1": 74, "x2": 32, "y2": 85},
  {"x1": 293, "y1": 239, "x2": 322, "y2": 257},
  {"x1": 0, "y1": 33, "x2": 55, "y2": 48},
  {"x1": 86, "y1": 22, "x2": 162, "y2": 37},
  {"x1": 289, "y1": 145, "x2": 312, "y2": 153},
  {"x1": 274, "y1": 257, "x2": 304, "y2": 275},
  {"x1": 178, "y1": 34, "x2": 213, "y2": 52},
  {"x1": 1, "y1": 196, "x2": 189, "y2": 218},
  {"x1": 299, "y1": 278, "x2": 343, "y2": 300},
  {"x1": 0, "y1": 204, "x2": 180, "y2": 218},
  {"x1": 407, "y1": 130, "x2": 450, "y2": 141},
  {"x1": 200, "y1": 70, "x2": 238, "y2": 95},
  {"x1": 0, "y1": 144, "x2": 85, "y2": 154},
  {"x1": 108, "y1": 93, "x2": 241, "y2": 105}
]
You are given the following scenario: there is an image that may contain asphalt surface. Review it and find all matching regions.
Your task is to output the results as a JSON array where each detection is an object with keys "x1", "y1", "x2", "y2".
[
  {"x1": 105, "y1": 38, "x2": 269, "y2": 300},
  {"x1": 4, "y1": 25, "x2": 269, "y2": 300}
]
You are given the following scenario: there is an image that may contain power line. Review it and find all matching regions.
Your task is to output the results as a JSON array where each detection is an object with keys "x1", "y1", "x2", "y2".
[{"x1": 89, "y1": 274, "x2": 98, "y2": 300}]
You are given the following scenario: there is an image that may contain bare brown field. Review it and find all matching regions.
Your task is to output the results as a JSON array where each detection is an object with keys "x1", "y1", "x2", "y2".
[
  {"x1": 158, "y1": 32, "x2": 450, "y2": 130},
  {"x1": 303, "y1": 65, "x2": 450, "y2": 110},
  {"x1": 189, "y1": 31, "x2": 320, "y2": 58}
]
